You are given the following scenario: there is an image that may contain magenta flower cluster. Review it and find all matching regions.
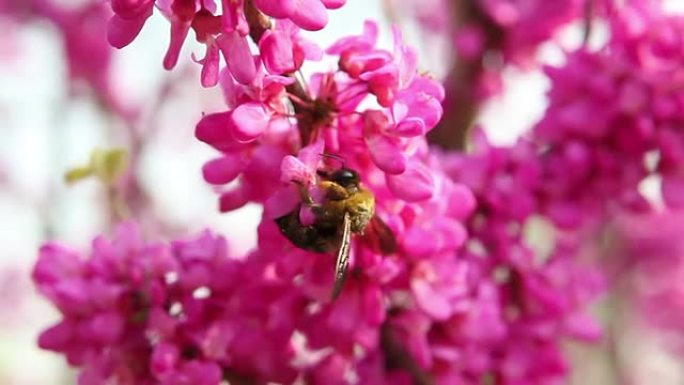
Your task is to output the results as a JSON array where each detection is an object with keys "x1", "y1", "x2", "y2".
[
  {"x1": 611, "y1": 211, "x2": 684, "y2": 353},
  {"x1": 26, "y1": 0, "x2": 684, "y2": 384},
  {"x1": 196, "y1": 20, "x2": 444, "y2": 211},
  {"x1": 395, "y1": 0, "x2": 585, "y2": 99},
  {"x1": 440, "y1": 133, "x2": 604, "y2": 383},
  {"x1": 474, "y1": 0, "x2": 583, "y2": 66},
  {"x1": 35, "y1": 2, "x2": 499, "y2": 379},
  {"x1": 534, "y1": 2, "x2": 684, "y2": 220}
]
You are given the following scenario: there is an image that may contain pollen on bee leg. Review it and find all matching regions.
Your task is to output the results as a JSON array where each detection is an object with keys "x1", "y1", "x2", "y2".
[
  {"x1": 289, "y1": 180, "x2": 318, "y2": 207},
  {"x1": 319, "y1": 180, "x2": 349, "y2": 200}
]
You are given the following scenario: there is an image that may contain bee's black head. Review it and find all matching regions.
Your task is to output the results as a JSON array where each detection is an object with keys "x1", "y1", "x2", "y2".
[{"x1": 329, "y1": 168, "x2": 360, "y2": 188}]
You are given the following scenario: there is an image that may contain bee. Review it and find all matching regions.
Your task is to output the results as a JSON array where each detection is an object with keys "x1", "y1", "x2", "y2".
[{"x1": 276, "y1": 166, "x2": 396, "y2": 300}]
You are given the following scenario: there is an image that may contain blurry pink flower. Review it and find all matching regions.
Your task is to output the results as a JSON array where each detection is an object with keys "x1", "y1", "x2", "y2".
[
  {"x1": 612, "y1": 211, "x2": 684, "y2": 352},
  {"x1": 107, "y1": 0, "x2": 155, "y2": 48}
]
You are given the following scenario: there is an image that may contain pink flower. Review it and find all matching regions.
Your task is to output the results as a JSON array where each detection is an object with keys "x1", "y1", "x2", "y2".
[
  {"x1": 611, "y1": 211, "x2": 684, "y2": 352},
  {"x1": 332, "y1": 22, "x2": 444, "y2": 113},
  {"x1": 385, "y1": 158, "x2": 435, "y2": 201},
  {"x1": 481, "y1": 0, "x2": 583, "y2": 66},
  {"x1": 33, "y1": 222, "x2": 180, "y2": 383},
  {"x1": 254, "y1": 0, "x2": 345, "y2": 31},
  {"x1": 216, "y1": 30, "x2": 257, "y2": 85},
  {"x1": 531, "y1": 5, "x2": 684, "y2": 217},
  {"x1": 107, "y1": 0, "x2": 155, "y2": 48},
  {"x1": 327, "y1": 20, "x2": 383, "y2": 77},
  {"x1": 259, "y1": 20, "x2": 322, "y2": 75},
  {"x1": 410, "y1": 259, "x2": 469, "y2": 321},
  {"x1": 103, "y1": 0, "x2": 342, "y2": 86},
  {"x1": 196, "y1": 67, "x2": 296, "y2": 212},
  {"x1": 280, "y1": 138, "x2": 325, "y2": 186},
  {"x1": 363, "y1": 110, "x2": 408, "y2": 174}
]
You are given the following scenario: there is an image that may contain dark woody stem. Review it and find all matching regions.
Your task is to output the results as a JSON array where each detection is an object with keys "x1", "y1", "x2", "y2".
[
  {"x1": 223, "y1": 368, "x2": 262, "y2": 385},
  {"x1": 427, "y1": 0, "x2": 504, "y2": 151},
  {"x1": 582, "y1": 0, "x2": 594, "y2": 46},
  {"x1": 381, "y1": 321, "x2": 435, "y2": 385},
  {"x1": 244, "y1": 0, "x2": 315, "y2": 147},
  {"x1": 244, "y1": 0, "x2": 271, "y2": 42},
  {"x1": 285, "y1": 79, "x2": 315, "y2": 145}
]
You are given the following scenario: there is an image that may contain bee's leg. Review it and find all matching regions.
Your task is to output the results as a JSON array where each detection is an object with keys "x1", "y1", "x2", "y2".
[
  {"x1": 291, "y1": 180, "x2": 316, "y2": 206},
  {"x1": 290, "y1": 181, "x2": 329, "y2": 223}
]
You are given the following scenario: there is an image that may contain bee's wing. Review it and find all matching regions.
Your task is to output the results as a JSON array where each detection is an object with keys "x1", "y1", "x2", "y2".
[
  {"x1": 331, "y1": 211, "x2": 352, "y2": 300},
  {"x1": 360, "y1": 215, "x2": 397, "y2": 255}
]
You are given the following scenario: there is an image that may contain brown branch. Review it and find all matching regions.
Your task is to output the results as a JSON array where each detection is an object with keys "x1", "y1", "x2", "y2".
[
  {"x1": 427, "y1": 60, "x2": 480, "y2": 151},
  {"x1": 427, "y1": 0, "x2": 504, "y2": 151},
  {"x1": 223, "y1": 368, "x2": 263, "y2": 385},
  {"x1": 582, "y1": 0, "x2": 594, "y2": 46},
  {"x1": 381, "y1": 321, "x2": 434, "y2": 385}
]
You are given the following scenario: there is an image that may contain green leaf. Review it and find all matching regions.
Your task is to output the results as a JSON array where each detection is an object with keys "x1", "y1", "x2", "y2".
[
  {"x1": 90, "y1": 148, "x2": 129, "y2": 185},
  {"x1": 64, "y1": 166, "x2": 93, "y2": 184},
  {"x1": 63, "y1": 148, "x2": 129, "y2": 186}
]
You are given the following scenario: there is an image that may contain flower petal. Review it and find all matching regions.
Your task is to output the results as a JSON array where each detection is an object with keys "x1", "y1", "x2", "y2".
[
  {"x1": 386, "y1": 161, "x2": 434, "y2": 201},
  {"x1": 195, "y1": 112, "x2": 237, "y2": 151},
  {"x1": 281, "y1": 156, "x2": 311, "y2": 184},
  {"x1": 264, "y1": 186, "x2": 300, "y2": 219},
  {"x1": 198, "y1": 43, "x2": 220, "y2": 88},
  {"x1": 662, "y1": 172, "x2": 684, "y2": 208},
  {"x1": 219, "y1": 187, "x2": 249, "y2": 212},
  {"x1": 229, "y1": 103, "x2": 270, "y2": 142},
  {"x1": 363, "y1": 111, "x2": 406, "y2": 174},
  {"x1": 394, "y1": 118, "x2": 426, "y2": 137},
  {"x1": 254, "y1": 0, "x2": 296, "y2": 18},
  {"x1": 107, "y1": 13, "x2": 151, "y2": 49},
  {"x1": 411, "y1": 277, "x2": 451, "y2": 321},
  {"x1": 163, "y1": 21, "x2": 191, "y2": 70},
  {"x1": 202, "y1": 155, "x2": 243, "y2": 185},
  {"x1": 217, "y1": 32, "x2": 257, "y2": 84},
  {"x1": 38, "y1": 321, "x2": 74, "y2": 351},
  {"x1": 259, "y1": 30, "x2": 296, "y2": 75},
  {"x1": 392, "y1": 87, "x2": 444, "y2": 134},
  {"x1": 321, "y1": 0, "x2": 346, "y2": 9},
  {"x1": 290, "y1": 0, "x2": 328, "y2": 31},
  {"x1": 299, "y1": 139, "x2": 325, "y2": 169},
  {"x1": 365, "y1": 132, "x2": 406, "y2": 174},
  {"x1": 281, "y1": 140, "x2": 324, "y2": 185}
]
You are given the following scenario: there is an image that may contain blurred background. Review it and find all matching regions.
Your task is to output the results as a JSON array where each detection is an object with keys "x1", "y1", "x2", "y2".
[{"x1": 1, "y1": 0, "x2": 684, "y2": 384}]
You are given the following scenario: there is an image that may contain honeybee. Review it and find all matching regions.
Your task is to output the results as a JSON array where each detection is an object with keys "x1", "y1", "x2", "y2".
[{"x1": 276, "y1": 167, "x2": 396, "y2": 300}]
